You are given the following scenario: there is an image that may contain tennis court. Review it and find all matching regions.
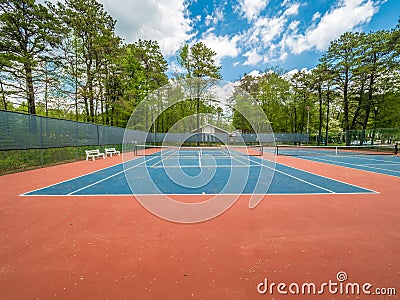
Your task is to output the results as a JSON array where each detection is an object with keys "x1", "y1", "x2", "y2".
[
  {"x1": 276, "y1": 144, "x2": 400, "y2": 177},
  {"x1": 22, "y1": 146, "x2": 375, "y2": 196}
]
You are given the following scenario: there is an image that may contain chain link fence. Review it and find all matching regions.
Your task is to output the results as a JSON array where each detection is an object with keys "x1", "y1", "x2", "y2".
[
  {"x1": 345, "y1": 128, "x2": 400, "y2": 146},
  {"x1": 1, "y1": 110, "x2": 311, "y2": 174}
]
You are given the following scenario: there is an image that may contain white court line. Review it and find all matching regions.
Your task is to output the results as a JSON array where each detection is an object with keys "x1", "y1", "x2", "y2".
[
  {"x1": 198, "y1": 151, "x2": 201, "y2": 168},
  {"x1": 147, "y1": 150, "x2": 177, "y2": 167},
  {"x1": 230, "y1": 155, "x2": 249, "y2": 166},
  {"x1": 67, "y1": 156, "x2": 160, "y2": 195},
  {"x1": 244, "y1": 155, "x2": 378, "y2": 194},
  {"x1": 150, "y1": 164, "x2": 252, "y2": 169},
  {"x1": 235, "y1": 155, "x2": 335, "y2": 193},
  {"x1": 20, "y1": 157, "x2": 147, "y2": 196},
  {"x1": 336, "y1": 155, "x2": 400, "y2": 164},
  {"x1": 365, "y1": 163, "x2": 400, "y2": 166},
  {"x1": 302, "y1": 156, "x2": 400, "y2": 175},
  {"x1": 23, "y1": 191, "x2": 376, "y2": 197}
]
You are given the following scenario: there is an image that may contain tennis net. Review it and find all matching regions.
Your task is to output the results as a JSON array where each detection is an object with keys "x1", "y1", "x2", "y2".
[
  {"x1": 134, "y1": 145, "x2": 263, "y2": 157},
  {"x1": 276, "y1": 144, "x2": 396, "y2": 156}
]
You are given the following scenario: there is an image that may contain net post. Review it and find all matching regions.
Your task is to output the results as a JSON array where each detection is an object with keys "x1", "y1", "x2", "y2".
[{"x1": 133, "y1": 141, "x2": 137, "y2": 156}]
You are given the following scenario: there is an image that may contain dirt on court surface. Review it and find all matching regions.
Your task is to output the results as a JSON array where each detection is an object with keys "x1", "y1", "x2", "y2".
[{"x1": 0, "y1": 154, "x2": 399, "y2": 299}]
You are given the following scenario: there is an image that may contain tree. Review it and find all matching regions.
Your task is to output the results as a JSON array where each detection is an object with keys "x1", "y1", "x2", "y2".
[
  {"x1": 57, "y1": 0, "x2": 118, "y2": 122},
  {"x1": 177, "y1": 44, "x2": 191, "y2": 78},
  {"x1": 129, "y1": 40, "x2": 168, "y2": 92},
  {"x1": 290, "y1": 70, "x2": 314, "y2": 135},
  {"x1": 177, "y1": 42, "x2": 222, "y2": 142},
  {"x1": 177, "y1": 42, "x2": 222, "y2": 80},
  {"x1": 239, "y1": 71, "x2": 292, "y2": 133},
  {"x1": 358, "y1": 31, "x2": 392, "y2": 131},
  {"x1": 0, "y1": 0, "x2": 63, "y2": 114},
  {"x1": 324, "y1": 32, "x2": 362, "y2": 142},
  {"x1": 312, "y1": 62, "x2": 337, "y2": 145},
  {"x1": 114, "y1": 40, "x2": 168, "y2": 128}
]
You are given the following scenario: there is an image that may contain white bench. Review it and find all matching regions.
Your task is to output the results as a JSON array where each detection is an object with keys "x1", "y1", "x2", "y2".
[
  {"x1": 85, "y1": 149, "x2": 105, "y2": 161},
  {"x1": 105, "y1": 147, "x2": 120, "y2": 157}
]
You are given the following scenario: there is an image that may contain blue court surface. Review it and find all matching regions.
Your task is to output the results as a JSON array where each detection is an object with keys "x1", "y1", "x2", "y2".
[
  {"x1": 291, "y1": 155, "x2": 400, "y2": 178},
  {"x1": 23, "y1": 151, "x2": 376, "y2": 196}
]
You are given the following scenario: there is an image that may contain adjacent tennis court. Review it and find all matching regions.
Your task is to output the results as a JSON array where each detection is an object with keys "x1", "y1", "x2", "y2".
[{"x1": 276, "y1": 144, "x2": 400, "y2": 177}]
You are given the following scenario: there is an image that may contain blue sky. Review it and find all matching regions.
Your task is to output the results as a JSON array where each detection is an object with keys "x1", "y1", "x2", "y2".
[{"x1": 99, "y1": 0, "x2": 399, "y2": 81}]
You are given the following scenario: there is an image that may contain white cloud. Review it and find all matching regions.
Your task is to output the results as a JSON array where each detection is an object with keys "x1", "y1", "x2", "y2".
[
  {"x1": 100, "y1": 0, "x2": 193, "y2": 56},
  {"x1": 288, "y1": 20, "x2": 300, "y2": 31},
  {"x1": 205, "y1": 15, "x2": 213, "y2": 27},
  {"x1": 239, "y1": 3, "x2": 300, "y2": 65},
  {"x1": 255, "y1": 15, "x2": 287, "y2": 44},
  {"x1": 205, "y1": 6, "x2": 224, "y2": 27},
  {"x1": 243, "y1": 49, "x2": 262, "y2": 65},
  {"x1": 283, "y1": 68, "x2": 312, "y2": 80},
  {"x1": 200, "y1": 31, "x2": 241, "y2": 65},
  {"x1": 312, "y1": 11, "x2": 321, "y2": 22},
  {"x1": 248, "y1": 70, "x2": 261, "y2": 77},
  {"x1": 285, "y1": 0, "x2": 379, "y2": 54},
  {"x1": 283, "y1": 2, "x2": 300, "y2": 16},
  {"x1": 237, "y1": 0, "x2": 268, "y2": 22}
]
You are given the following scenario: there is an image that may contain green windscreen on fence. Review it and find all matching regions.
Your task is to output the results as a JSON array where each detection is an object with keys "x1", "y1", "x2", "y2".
[{"x1": 0, "y1": 110, "x2": 126, "y2": 150}]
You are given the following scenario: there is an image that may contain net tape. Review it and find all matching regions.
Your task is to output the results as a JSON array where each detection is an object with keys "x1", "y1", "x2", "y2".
[
  {"x1": 135, "y1": 145, "x2": 263, "y2": 157},
  {"x1": 276, "y1": 144, "x2": 396, "y2": 156}
]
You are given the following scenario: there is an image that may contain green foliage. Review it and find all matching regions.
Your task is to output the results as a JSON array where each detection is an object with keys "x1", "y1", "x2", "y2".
[
  {"x1": 237, "y1": 72, "x2": 292, "y2": 133},
  {"x1": 177, "y1": 42, "x2": 222, "y2": 79},
  {"x1": 0, "y1": 0, "x2": 63, "y2": 114},
  {"x1": 56, "y1": 0, "x2": 119, "y2": 122},
  {"x1": 0, "y1": 144, "x2": 122, "y2": 175}
]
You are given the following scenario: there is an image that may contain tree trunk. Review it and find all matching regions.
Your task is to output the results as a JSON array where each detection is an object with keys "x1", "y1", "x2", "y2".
[
  {"x1": 325, "y1": 88, "x2": 331, "y2": 146},
  {"x1": 343, "y1": 68, "x2": 350, "y2": 145},
  {"x1": 363, "y1": 54, "x2": 377, "y2": 131},
  {"x1": 44, "y1": 61, "x2": 49, "y2": 117},
  {"x1": 88, "y1": 80, "x2": 94, "y2": 123},
  {"x1": 25, "y1": 64, "x2": 36, "y2": 114},
  {"x1": 86, "y1": 56, "x2": 95, "y2": 122},
  {"x1": 74, "y1": 38, "x2": 79, "y2": 122},
  {"x1": 363, "y1": 73, "x2": 374, "y2": 131},
  {"x1": 83, "y1": 95, "x2": 89, "y2": 122},
  {"x1": 0, "y1": 79, "x2": 7, "y2": 110},
  {"x1": 196, "y1": 78, "x2": 201, "y2": 146},
  {"x1": 318, "y1": 84, "x2": 322, "y2": 145},
  {"x1": 351, "y1": 80, "x2": 364, "y2": 129}
]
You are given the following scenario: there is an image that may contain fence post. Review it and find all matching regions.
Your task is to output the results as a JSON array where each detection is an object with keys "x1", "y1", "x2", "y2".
[
  {"x1": 40, "y1": 116, "x2": 44, "y2": 167},
  {"x1": 75, "y1": 122, "x2": 79, "y2": 160},
  {"x1": 97, "y1": 124, "x2": 100, "y2": 147}
]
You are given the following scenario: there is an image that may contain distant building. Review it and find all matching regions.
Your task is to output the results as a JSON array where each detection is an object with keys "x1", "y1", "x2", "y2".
[{"x1": 190, "y1": 124, "x2": 230, "y2": 143}]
